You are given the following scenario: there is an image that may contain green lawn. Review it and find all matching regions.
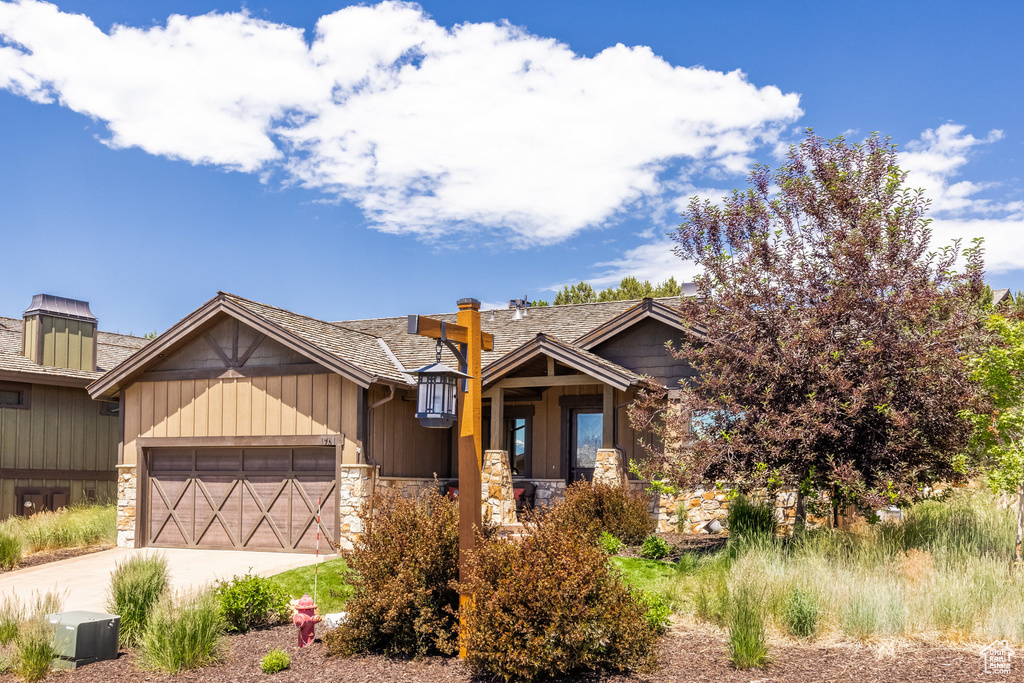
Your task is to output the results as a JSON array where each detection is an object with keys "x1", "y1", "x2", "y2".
[{"x1": 270, "y1": 557, "x2": 352, "y2": 614}]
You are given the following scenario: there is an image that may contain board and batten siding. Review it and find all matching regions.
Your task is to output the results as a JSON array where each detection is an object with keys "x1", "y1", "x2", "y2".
[
  {"x1": 0, "y1": 384, "x2": 119, "y2": 518},
  {"x1": 122, "y1": 373, "x2": 361, "y2": 465},
  {"x1": 367, "y1": 386, "x2": 450, "y2": 478}
]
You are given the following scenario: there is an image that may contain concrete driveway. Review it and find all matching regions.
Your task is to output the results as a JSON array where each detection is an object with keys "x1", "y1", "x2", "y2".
[{"x1": 0, "y1": 547, "x2": 325, "y2": 613}]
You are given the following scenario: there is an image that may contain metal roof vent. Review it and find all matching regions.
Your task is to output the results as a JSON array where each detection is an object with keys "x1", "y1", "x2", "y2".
[{"x1": 24, "y1": 294, "x2": 97, "y2": 323}]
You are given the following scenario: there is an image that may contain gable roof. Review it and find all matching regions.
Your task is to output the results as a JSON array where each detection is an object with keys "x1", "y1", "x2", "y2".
[
  {"x1": 572, "y1": 298, "x2": 703, "y2": 350},
  {"x1": 338, "y1": 296, "x2": 684, "y2": 374},
  {"x1": 90, "y1": 292, "x2": 691, "y2": 398},
  {"x1": 0, "y1": 316, "x2": 148, "y2": 388},
  {"x1": 87, "y1": 292, "x2": 410, "y2": 399},
  {"x1": 482, "y1": 334, "x2": 647, "y2": 392}
]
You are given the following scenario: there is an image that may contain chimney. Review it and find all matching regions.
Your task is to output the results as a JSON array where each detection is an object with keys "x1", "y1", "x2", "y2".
[{"x1": 22, "y1": 294, "x2": 98, "y2": 371}]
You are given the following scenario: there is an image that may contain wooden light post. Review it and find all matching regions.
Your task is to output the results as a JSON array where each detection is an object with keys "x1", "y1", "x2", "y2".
[{"x1": 407, "y1": 298, "x2": 493, "y2": 658}]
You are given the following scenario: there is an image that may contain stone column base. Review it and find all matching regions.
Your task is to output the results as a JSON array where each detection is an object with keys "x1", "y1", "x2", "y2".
[
  {"x1": 593, "y1": 448, "x2": 626, "y2": 487},
  {"x1": 115, "y1": 464, "x2": 138, "y2": 548},
  {"x1": 482, "y1": 450, "x2": 515, "y2": 525},
  {"x1": 337, "y1": 464, "x2": 378, "y2": 551}
]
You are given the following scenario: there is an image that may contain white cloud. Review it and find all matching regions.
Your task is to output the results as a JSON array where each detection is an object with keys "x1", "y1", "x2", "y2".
[
  {"x1": 901, "y1": 124, "x2": 1023, "y2": 273},
  {"x1": 593, "y1": 124, "x2": 1024, "y2": 284},
  {"x1": 0, "y1": 0, "x2": 802, "y2": 243}
]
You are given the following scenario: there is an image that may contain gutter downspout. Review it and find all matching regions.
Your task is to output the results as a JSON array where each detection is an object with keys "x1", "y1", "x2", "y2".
[{"x1": 366, "y1": 384, "x2": 396, "y2": 468}]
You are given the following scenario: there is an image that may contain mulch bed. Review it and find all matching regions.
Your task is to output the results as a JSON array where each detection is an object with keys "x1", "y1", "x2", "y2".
[
  {"x1": 10, "y1": 622, "x2": 1008, "y2": 683},
  {"x1": 0, "y1": 545, "x2": 112, "y2": 574}
]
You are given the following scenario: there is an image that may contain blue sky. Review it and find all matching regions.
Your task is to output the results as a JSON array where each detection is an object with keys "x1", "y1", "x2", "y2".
[{"x1": 0, "y1": 0, "x2": 1021, "y2": 335}]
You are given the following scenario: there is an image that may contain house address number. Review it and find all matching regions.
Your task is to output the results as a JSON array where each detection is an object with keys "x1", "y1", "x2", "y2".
[{"x1": 319, "y1": 435, "x2": 337, "y2": 447}]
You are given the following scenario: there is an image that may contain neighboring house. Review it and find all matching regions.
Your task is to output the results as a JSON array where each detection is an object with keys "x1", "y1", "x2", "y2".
[
  {"x1": 0, "y1": 295, "x2": 148, "y2": 518},
  {"x1": 89, "y1": 292, "x2": 699, "y2": 553}
]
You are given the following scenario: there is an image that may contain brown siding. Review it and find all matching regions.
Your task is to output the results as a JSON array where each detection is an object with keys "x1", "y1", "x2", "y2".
[
  {"x1": 591, "y1": 318, "x2": 698, "y2": 389},
  {"x1": 0, "y1": 384, "x2": 119, "y2": 518},
  {"x1": 122, "y1": 374, "x2": 358, "y2": 466},
  {"x1": 367, "y1": 386, "x2": 450, "y2": 478}
]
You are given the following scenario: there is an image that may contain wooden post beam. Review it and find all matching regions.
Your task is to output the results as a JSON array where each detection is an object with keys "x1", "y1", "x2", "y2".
[
  {"x1": 407, "y1": 315, "x2": 493, "y2": 351},
  {"x1": 603, "y1": 384, "x2": 615, "y2": 450}
]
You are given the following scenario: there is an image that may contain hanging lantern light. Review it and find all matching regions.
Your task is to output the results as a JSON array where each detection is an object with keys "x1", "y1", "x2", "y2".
[{"x1": 409, "y1": 341, "x2": 472, "y2": 428}]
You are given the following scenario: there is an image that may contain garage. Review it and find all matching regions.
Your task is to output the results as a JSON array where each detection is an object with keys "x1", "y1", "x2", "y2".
[{"x1": 145, "y1": 447, "x2": 337, "y2": 552}]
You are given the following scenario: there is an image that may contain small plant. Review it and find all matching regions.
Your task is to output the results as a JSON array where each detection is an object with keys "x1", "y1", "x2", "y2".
[
  {"x1": 260, "y1": 649, "x2": 291, "y2": 674},
  {"x1": 598, "y1": 531, "x2": 624, "y2": 555},
  {"x1": 106, "y1": 552, "x2": 170, "y2": 648},
  {"x1": 12, "y1": 616, "x2": 57, "y2": 682},
  {"x1": 138, "y1": 589, "x2": 226, "y2": 673},
  {"x1": 639, "y1": 590, "x2": 671, "y2": 632},
  {"x1": 217, "y1": 572, "x2": 290, "y2": 633},
  {"x1": 783, "y1": 586, "x2": 819, "y2": 638},
  {"x1": 0, "y1": 596, "x2": 24, "y2": 646},
  {"x1": 640, "y1": 535, "x2": 670, "y2": 560},
  {"x1": 0, "y1": 533, "x2": 21, "y2": 570},
  {"x1": 728, "y1": 585, "x2": 769, "y2": 670},
  {"x1": 727, "y1": 496, "x2": 776, "y2": 541}
]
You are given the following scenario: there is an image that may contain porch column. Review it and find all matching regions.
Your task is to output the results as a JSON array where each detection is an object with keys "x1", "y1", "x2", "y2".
[
  {"x1": 482, "y1": 449, "x2": 516, "y2": 525},
  {"x1": 594, "y1": 385, "x2": 626, "y2": 487},
  {"x1": 488, "y1": 387, "x2": 504, "y2": 451}
]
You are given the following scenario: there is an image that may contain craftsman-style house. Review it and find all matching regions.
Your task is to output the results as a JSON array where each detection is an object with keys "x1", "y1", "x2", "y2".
[
  {"x1": 89, "y1": 291, "x2": 698, "y2": 552},
  {"x1": 0, "y1": 295, "x2": 148, "y2": 517}
]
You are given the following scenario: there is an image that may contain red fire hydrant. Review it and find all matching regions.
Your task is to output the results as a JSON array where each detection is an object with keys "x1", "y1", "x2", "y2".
[{"x1": 291, "y1": 594, "x2": 321, "y2": 647}]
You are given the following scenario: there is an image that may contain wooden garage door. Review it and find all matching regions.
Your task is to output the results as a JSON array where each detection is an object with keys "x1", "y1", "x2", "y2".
[{"x1": 146, "y1": 447, "x2": 337, "y2": 552}]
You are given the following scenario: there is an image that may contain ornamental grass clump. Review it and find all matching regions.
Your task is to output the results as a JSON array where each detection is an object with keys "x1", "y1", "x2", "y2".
[
  {"x1": 727, "y1": 496, "x2": 775, "y2": 543},
  {"x1": 137, "y1": 589, "x2": 226, "y2": 673},
  {"x1": 0, "y1": 533, "x2": 21, "y2": 571},
  {"x1": 728, "y1": 584, "x2": 769, "y2": 670},
  {"x1": 459, "y1": 513, "x2": 660, "y2": 682},
  {"x1": 547, "y1": 481, "x2": 655, "y2": 544},
  {"x1": 323, "y1": 490, "x2": 491, "y2": 659},
  {"x1": 0, "y1": 503, "x2": 116, "y2": 553},
  {"x1": 10, "y1": 591, "x2": 63, "y2": 683},
  {"x1": 106, "y1": 552, "x2": 170, "y2": 648}
]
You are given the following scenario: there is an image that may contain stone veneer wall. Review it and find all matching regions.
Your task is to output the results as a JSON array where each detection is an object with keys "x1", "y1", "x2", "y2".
[
  {"x1": 482, "y1": 450, "x2": 516, "y2": 525},
  {"x1": 115, "y1": 464, "x2": 137, "y2": 548},
  {"x1": 644, "y1": 485, "x2": 826, "y2": 535},
  {"x1": 375, "y1": 476, "x2": 452, "y2": 499},
  {"x1": 533, "y1": 479, "x2": 567, "y2": 508}
]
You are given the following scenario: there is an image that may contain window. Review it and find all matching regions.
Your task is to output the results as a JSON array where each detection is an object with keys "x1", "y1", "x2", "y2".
[
  {"x1": 504, "y1": 417, "x2": 529, "y2": 476},
  {"x1": 0, "y1": 382, "x2": 30, "y2": 410},
  {"x1": 689, "y1": 409, "x2": 741, "y2": 438},
  {"x1": 100, "y1": 401, "x2": 120, "y2": 417}
]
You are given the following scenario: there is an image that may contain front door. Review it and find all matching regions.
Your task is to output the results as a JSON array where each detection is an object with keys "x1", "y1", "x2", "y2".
[{"x1": 568, "y1": 408, "x2": 603, "y2": 483}]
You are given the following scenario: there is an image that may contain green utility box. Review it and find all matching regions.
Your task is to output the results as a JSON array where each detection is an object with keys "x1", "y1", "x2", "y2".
[{"x1": 46, "y1": 611, "x2": 120, "y2": 669}]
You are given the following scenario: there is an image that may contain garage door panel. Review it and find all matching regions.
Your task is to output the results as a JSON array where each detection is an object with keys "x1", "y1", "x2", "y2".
[{"x1": 147, "y1": 447, "x2": 336, "y2": 552}]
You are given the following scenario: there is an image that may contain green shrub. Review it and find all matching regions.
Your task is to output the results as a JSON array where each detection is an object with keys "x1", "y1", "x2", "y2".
[
  {"x1": 598, "y1": 531, "x2": 624, "y2": 555},
  {"x1": 0, "y1": 533, "x2": 21, "y2": 570},
  {"x1": 459, "y1": 515, "x2": 660, "y2": 682},
  {"x1": 546, "y1": 481, "x2": 655, "y2": 544},
  {"x1": 728, "y1": 585, "x2": 769, "y2": 670},
  {"x1": 12, "y1": 616, "x2": 57, "y2": 682},
  {"x1": 323, "y1": 490, "x2": 492, "y2": 659},
  {"x1": 260, "y1": 649, "x2": 291, "y2": 674},
  {"x1": 106, "y1": 552, "x2": 170, "y2": 648},
  {"x1": 727, "y1": 496, "x2": 775, "y2": 541},
  {"x1": 639, "y1": 590, "x2": 671, "y2": 632},
  {"x1": 217, "y1": 572, "x2": 290, "y2": 633},
  {"x1": 783, "y1": 586, "x2": 819, "y2": 638},
  {"x1": 138, "y1": 589, "x2": 226, "y2": 672},
  {"x1": 0, "y1": 596, "x2": 24, "y2": 646},
  {"x1": 640, "y1": 535, "x2": 670, "y2": 560}
]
